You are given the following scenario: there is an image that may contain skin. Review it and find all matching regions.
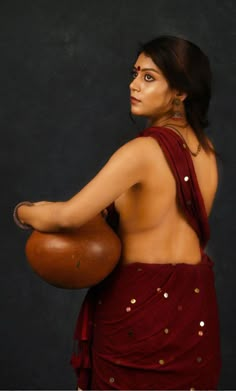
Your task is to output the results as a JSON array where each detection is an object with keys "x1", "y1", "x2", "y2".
[{"x1": 17, "y1": 53, "x2": 218, "y2": 265}]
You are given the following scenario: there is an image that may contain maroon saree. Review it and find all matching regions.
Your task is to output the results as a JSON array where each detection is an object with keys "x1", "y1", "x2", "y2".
[{"x1": 70, "y1": 126, "x2": 221, "y2": 390}]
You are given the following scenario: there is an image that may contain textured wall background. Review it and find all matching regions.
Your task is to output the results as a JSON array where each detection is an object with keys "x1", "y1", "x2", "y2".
[{"x1": 1, "y1": 0, "x2": 235, "y2": 389}]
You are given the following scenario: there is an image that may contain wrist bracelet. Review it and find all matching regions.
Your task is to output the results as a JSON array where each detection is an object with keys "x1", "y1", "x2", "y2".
[{"x1": 13, "y1": 201, "x2": 34, "y2": 230}]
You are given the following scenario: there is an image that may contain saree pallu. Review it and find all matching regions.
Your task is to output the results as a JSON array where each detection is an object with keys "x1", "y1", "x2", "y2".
[{"x1": 71, "y1": 126, "x2": 221, "y2": 389}]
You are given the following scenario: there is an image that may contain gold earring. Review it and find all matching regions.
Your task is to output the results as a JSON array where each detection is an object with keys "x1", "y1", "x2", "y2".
[
  {"x1": 172, "y1": 97, "x2": 183, "y2": 118},
  {"x1": 173, "y1": 98, "x2": 181, "y2": 106}
]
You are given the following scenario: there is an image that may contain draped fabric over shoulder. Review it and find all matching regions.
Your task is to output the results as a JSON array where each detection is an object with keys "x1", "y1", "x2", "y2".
[{"x1": 70, "y1": 126, "x2": 221, "y2": 390}]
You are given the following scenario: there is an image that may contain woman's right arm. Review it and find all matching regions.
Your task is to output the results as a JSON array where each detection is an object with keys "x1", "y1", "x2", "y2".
[{"x1": 16, "y1": 137, "x2": 153, "y2": 232}]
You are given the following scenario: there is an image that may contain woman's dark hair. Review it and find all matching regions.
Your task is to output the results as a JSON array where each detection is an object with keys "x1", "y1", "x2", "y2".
[{"x1": 138, "y1": 35, "x2": 213, "y2": 153}]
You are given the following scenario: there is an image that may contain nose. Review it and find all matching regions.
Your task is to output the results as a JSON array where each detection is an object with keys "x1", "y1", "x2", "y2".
[{"x1": 129, "y1": 77, "x2": 141, "y2": 93}]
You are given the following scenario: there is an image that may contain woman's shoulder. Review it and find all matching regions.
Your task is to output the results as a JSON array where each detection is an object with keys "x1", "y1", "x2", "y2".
[{"x1": 117, "y1": 134, "x2": 162, "y2": 159}]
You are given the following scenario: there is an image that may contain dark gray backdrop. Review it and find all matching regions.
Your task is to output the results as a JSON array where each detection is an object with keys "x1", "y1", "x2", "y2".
[{"x1": 1, "y1": 0, "x2": 235, "y2": 389}]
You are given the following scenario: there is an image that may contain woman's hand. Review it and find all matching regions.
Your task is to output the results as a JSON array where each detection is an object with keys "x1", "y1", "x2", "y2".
[
  {"x1": 32, "y1": 201, "x2": 53, "y2": 206},
  {"x1": 14, "y1": 200, "x2": 65, "y2": 232}
]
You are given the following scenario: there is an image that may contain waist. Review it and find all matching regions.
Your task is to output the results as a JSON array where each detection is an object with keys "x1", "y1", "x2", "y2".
[
  {"x1": 119, "y1": 251, "x2": 212, "y2": 270},
  {"x1": 119, "y1": 226, "x2": 202, "y2": 265},
  {"x1": 120, "y1": 240, "x2": 202, "y2": 266}
]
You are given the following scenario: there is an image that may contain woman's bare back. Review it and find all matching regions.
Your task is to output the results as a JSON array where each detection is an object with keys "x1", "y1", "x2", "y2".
[{"x1": 115, "y1": 128, "x2": 218, "y2": 265}]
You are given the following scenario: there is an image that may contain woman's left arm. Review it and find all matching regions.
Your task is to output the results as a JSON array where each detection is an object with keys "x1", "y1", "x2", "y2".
[{"x1": 16, "y1": 137, "x2": 151, "y2": 232}]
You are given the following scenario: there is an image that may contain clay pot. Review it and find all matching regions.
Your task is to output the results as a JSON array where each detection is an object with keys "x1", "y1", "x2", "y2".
[{"x1": 25, "y1": 214, "x2": 121, "y2": 289}]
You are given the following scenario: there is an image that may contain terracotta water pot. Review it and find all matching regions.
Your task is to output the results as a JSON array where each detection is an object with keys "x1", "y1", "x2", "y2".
[{"x1": 25, "y1": 214, "x2": 121, "y2": 289}]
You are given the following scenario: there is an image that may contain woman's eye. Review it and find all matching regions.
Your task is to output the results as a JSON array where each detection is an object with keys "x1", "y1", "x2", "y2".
[
  {"x1": 144, "y1": 74, "x2": 154, "y2": 81},
  {"x1": 131, "y1": 70, "x2": 138, "y2": 78}
]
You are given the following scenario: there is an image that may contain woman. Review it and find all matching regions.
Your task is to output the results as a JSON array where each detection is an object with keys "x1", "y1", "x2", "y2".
[{"x1": 14, "y1": 36, "x2": 221, "y2": 390}]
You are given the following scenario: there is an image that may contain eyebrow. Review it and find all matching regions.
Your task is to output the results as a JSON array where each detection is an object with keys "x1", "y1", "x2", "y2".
[{"x1": 133, "y1": 66, "x2": 161, "y2": 74}]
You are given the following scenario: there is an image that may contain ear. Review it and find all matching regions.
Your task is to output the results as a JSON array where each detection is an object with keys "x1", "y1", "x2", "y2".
[{"x1": 176, "y1": 91, "x2": 187, "y2": 102}]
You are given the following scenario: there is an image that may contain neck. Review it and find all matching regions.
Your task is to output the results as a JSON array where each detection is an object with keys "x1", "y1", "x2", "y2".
[
  {"x1": 147, "y1": 112, "x2": 188, "y2": 129},
  {"x1": 148, "y1": 118, "x2": 188, "y2": 129}
]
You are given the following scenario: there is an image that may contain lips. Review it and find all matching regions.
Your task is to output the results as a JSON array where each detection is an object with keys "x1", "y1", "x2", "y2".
[{"x1": 130, "y1": 96, "x2": 141, "y2": 103}]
